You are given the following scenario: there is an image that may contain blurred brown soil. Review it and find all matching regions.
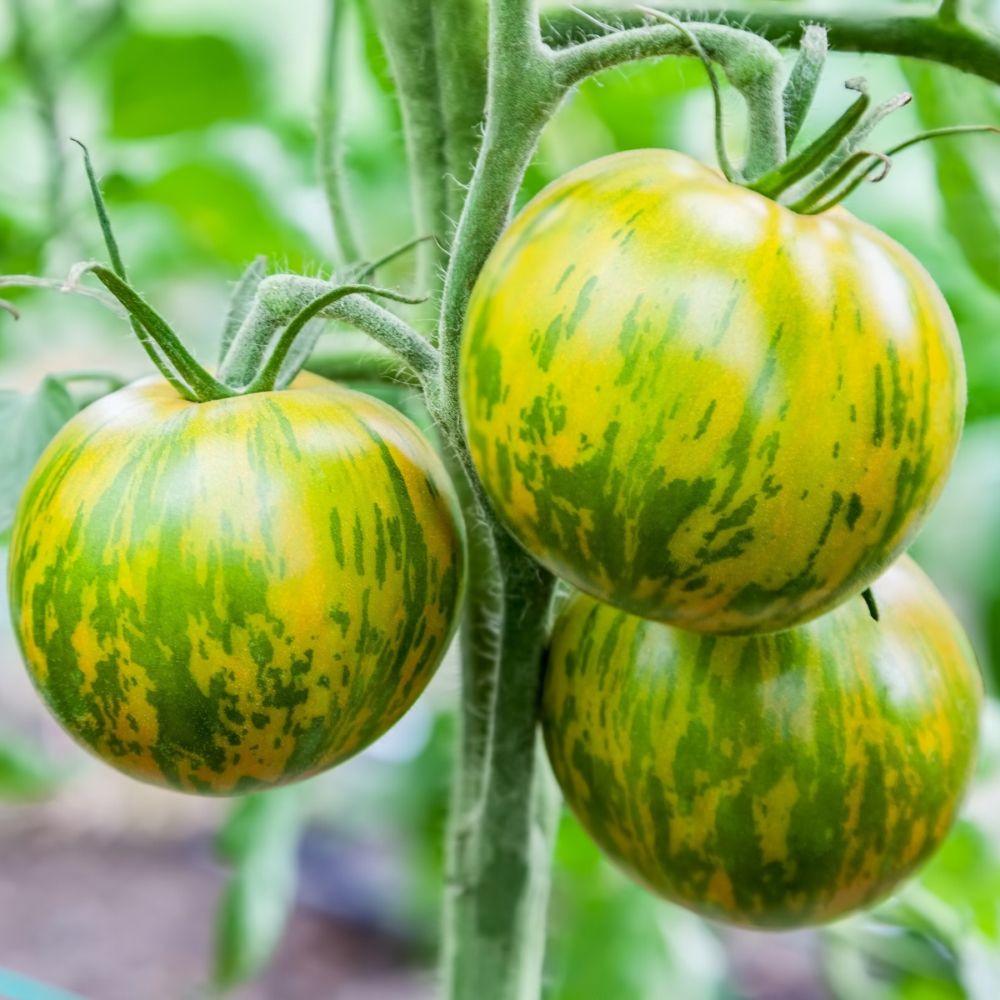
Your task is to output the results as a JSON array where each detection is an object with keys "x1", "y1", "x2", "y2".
[{"x1": 0, "y1": 827, "x2": 432, "y2": 1000}]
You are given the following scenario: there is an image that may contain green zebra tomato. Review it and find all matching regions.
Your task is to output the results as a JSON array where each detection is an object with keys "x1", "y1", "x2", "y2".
[
  {"x1": 460, "y1": 149, "x2": 966, "y2": 634},
  {"x1": 541, "y1": 558, "x2": 982, "y2": 928},
  {"x1": 9, "y1": 374, "x2": 465, "y2": 795}
]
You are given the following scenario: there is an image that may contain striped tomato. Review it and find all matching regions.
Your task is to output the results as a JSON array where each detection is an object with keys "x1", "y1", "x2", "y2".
[
  {"x1": 541, "y1": 558, "x2": 982, "y2": 928},
  {"x1": 8, "y1": 374, "x2": 465, "y2": 795},
  {"x1": 460, "y1": 149, "x2": 966, "y2": 634}
]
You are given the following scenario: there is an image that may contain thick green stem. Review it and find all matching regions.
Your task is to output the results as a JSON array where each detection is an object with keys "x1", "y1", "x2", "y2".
[
  {"x1": 450, "y1": 489, "x2": 503, "y2": 810},
  {"x1": 443, "y1": 532, "x2": 557, "y2": 1000},
  {"x1": 435, "y1": 7, "x2": 564, "y2": 998},
  {"x1": 543, "y1": 5, "x2": 1000, "y2": 87}
]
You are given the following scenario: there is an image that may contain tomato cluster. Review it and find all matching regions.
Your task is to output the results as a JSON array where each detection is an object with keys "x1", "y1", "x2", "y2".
[
  {"x1": 6, "y1": 141, "x2": 982, "y2": 928},
  {"x1": 461, "y1": 150, "x2": 981, "y2": 927}
]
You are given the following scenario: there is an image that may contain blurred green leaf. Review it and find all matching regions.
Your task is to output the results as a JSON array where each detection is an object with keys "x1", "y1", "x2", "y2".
[
  {"x1": 125, "y1": 160, "x2": 317, "y2": 269},
  {"x1": 109, "y1": 32, "x2": 260, "y2": 138},
  {"x1": 214, "y1": 787, "x2": 303, "y2": 990},
  {"x1": 904, "y1": 61, "x2": 1000, "y2": 292},
  {"x1": 545, "y1": 812, "x2": 727, "y2": 1000},
  {"x1": 914, "y1": 820, "x2": 1000, "y2": 941},
  {"x1": 0, "y1": 211, "x2": 43, "y2": 275},
  {"x1": 0, "y1": 377, "x2": 76, "y2": 537},
  {"x1": 0, "y1": 734, "x2": 65, "y2": 800}
]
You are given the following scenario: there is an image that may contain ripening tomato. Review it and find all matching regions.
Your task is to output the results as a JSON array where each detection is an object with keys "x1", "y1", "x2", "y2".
[
  {"x1": 460, "y1": 150, "x2": 965, "y2": 634},
  {"x1": 9, "y1": 374, "x2": 465, "y2": 794},
  {"x1": 541, "y1": 557, "x2": 982, "y2": 928}
]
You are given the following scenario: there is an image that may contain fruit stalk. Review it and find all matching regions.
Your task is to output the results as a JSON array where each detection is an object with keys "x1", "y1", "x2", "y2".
[{"x1": 544, "y1": 5, "x2": 1000, "y2": 88}]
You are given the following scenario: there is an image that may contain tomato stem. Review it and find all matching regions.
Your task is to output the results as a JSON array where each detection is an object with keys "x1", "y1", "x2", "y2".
[
  {"x1": 242, "y1": 282, "x2": 430, "y2": 393},
  {"x1": 550, "y1": 19, "x2": 787, "y2": 179},
  {"x1": 217, "y1": 274, "x2": 439, "y2": 391},
  {"x1": 219, "y1": 257, "x2": 269, "y2": 367},
  {"x1": 84, "y1": 265, "x2": 234, "y2": 402},
  {"x1": 442, "y1": 529, "x2": 558, "y2": 1000},
  {"x1": 544, "y1": 5, "x2": 1000, "y2": 89},
  {"x1": 637, "y1": 8, "x2": 740, "y2": 183}
]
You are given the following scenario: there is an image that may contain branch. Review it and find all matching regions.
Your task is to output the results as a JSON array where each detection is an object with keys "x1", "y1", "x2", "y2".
[
  {"x1": 543, "y1": 4, "x2": 1000, "y2": 87},
  {"x1": 443, "y1": 532, "x2": 557, "y2": 1000},
  {"x1": 306, "y1": 345, "x2": 420, "y2": 386},
  {"x1": 217, "y1": 275, "x2": 439, "y2": 389},
  {"x1": 0, "y1": 275, "x2": 125, "y2": 315},
  {"x1": 318, "y1": 0, "x2": 362, "y2": 266},
  {"x1": 244, "y1": 283, "x2": 435, "y2": 393},
  {"x1": 551, "y1": 18, "x2": 786, "y2": 176}
]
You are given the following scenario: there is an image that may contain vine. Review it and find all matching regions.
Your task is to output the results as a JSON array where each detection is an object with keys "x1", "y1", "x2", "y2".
[{"x1": 544, "y1": 3, "x2": 1000, "y2": 86}]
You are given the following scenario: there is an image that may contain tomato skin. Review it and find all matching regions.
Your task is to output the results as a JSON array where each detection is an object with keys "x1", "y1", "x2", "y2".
[
  {"x1": 8, "y1": 374, "x2": 465, "y2": 795},
  {"x1": 541, "y1": 558, "x2": 982, "y2": 928},
  {"x1": 460, "y1": 149, "x2": 966, "y2": 634}
]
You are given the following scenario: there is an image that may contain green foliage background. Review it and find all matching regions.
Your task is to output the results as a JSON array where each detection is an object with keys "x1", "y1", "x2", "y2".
[{"x1": 2, "y1": 1, "x2": 1000, "y2": 997}]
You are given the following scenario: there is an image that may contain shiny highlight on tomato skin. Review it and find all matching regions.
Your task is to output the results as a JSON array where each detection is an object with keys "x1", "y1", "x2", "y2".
[
  {"x1": 461, "y1": 149, "x2": 966, "y2": 634},
  {"x1": 8, "y1": 374, "x2": 466, "y2": 795},
  {"x1": 542, "y1": 558, "x2": 982, "y2": 928}
]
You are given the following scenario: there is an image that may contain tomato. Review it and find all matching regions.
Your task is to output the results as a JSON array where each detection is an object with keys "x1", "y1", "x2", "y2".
[
  {"x1": 460, "y1": 149, "x2": 965, "y2": 634},
  {"x1": 541, "y1": 558, "x2": 982, "y2": 928},
  {"x1": 8, "y1": 374, "x2": 465, "y2": 794}
]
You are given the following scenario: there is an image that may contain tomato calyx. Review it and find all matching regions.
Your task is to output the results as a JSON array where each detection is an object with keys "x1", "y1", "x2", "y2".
[
  {"x1": 747, "y1": 71, "x2": 998, "y2": 214},
  {"x1": 726, "y1": 34, "x2": 1000, "y2": 214},
  {"x1": 67, "y1": 141, "x2": 430, "y2": 404},
  {"x1": 660, "y1": 22, "x2": 999, "y2": 215}
]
